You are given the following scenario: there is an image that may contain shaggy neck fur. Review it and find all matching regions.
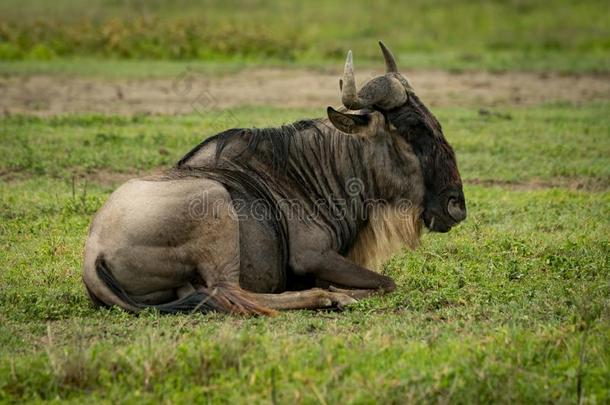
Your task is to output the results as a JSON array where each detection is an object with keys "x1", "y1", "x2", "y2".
[{"x1": 347, "y1": 204, "x2": 422, "y2": 271}]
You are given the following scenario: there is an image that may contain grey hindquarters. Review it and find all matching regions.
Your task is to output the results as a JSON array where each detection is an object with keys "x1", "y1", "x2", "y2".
[{"x1": 82, "y1": 176, "x2": 247, "y2": 310}]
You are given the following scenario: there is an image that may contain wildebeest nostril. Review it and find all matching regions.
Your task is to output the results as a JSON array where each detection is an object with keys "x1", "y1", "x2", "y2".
[{"x1": 447, "y1": 198, "x2": 466, "y2": 222}]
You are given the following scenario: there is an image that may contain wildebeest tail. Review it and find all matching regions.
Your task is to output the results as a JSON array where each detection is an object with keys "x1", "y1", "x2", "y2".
[{"x1": 94, "y1": 256, "x2": 275, "y2": 316}]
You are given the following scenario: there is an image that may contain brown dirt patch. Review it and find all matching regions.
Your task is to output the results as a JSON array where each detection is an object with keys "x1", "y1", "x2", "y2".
[
  {"x1": 1, "y1": 69, "x2": 609, "y2": 116},
  {"x1": 467, "y1": 178, "x2": 609, "y2": 192},
  {"x1": 3, "y1": 167, "x2": 607, "y2": 192},
  {"x1": 0, "y1": 168, "x2": 157, "y2": 187}
]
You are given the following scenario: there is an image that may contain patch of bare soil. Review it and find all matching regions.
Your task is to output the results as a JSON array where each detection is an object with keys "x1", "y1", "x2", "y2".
[
  {"x1": 1, "y1": 69, "x2": 609, "y2": 116},
  {"x1": 0, "y1": 169, "x2": 156, "y2": 187},
  {"x1": 467, "y1": 178, "x2": 609, "y2": 192},
  {"x1": 3, "y1": 167, "x2": 606, "y2": 192}
]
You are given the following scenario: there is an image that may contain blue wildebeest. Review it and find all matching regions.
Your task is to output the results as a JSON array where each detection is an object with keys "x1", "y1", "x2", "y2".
[{"x1": 83, "y1": 42, "x2": 466, "y2": 314}]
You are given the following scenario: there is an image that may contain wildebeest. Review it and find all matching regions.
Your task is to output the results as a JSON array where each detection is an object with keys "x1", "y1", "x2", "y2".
[{"x1": 83, "y1": 42, "x2": 466, "y2": 315}]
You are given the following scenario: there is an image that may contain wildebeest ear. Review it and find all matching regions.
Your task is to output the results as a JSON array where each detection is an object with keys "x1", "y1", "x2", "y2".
[{"x1": 327, "y1": 106, "x2": 370, "y2": 135}]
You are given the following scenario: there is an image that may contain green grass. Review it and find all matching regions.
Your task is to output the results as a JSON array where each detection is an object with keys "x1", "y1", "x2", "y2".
[
  {"x1": 0, "y1": 103, "x2": 609, "y2": 402},
  {"x1": 1, "y1": 179, "x2": 609, "y2": 402},
  {"x1": 1, "y1": 103, "x2": 609, "y2": 186},
  {"x1": 1, "y1": 0, "x2": 609, "y2": 72}
]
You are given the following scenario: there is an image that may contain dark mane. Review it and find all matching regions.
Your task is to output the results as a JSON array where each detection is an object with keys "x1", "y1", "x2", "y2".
[{"x1": 176, "y1": 119, "x2": 322, "y2": 170}]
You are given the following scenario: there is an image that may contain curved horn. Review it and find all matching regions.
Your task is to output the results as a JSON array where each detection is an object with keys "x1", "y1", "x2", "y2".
[
  {"x1": 341, "y1": 50, "x2": 366, "y2": 110},
  {"x1": 379, "y1": 41, "x2": 397, "y2": 73}
]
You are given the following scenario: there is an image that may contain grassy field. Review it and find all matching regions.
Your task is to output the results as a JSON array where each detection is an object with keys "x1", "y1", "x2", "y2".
[
  {"x1": 1, "y1": 103, "x2": 609, "y2": 402},
  {"x1": 0, "y1": 0, "x2": 609, "y2": 72},
  {"x1": 1, "y1": 0, "x2": 609, "y2": 403}
]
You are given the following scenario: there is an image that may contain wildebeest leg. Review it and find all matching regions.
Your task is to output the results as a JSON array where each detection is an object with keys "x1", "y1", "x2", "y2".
[
  {"x1": 327, "y1": 286, "x2": 383, "y2": 300},
  {"x1": 313, "y1": 280, "x2": 381, "y2": 299},
  {"x1": 248, "y1": 289, "x2": 357, "y2": 310},
  {"x1": 298, "y1": 251, "x2": 396, "y2": 293}
]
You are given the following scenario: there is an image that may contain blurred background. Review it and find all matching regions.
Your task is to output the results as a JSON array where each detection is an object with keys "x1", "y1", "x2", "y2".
[{"x1": 0, "y1": 0, "x2": 608, "y2": 72}]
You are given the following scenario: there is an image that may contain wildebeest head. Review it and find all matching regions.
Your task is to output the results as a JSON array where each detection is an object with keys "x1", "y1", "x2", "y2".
[{"x1": 327, "y1": 42, "x2": 466, "y2": 233}]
